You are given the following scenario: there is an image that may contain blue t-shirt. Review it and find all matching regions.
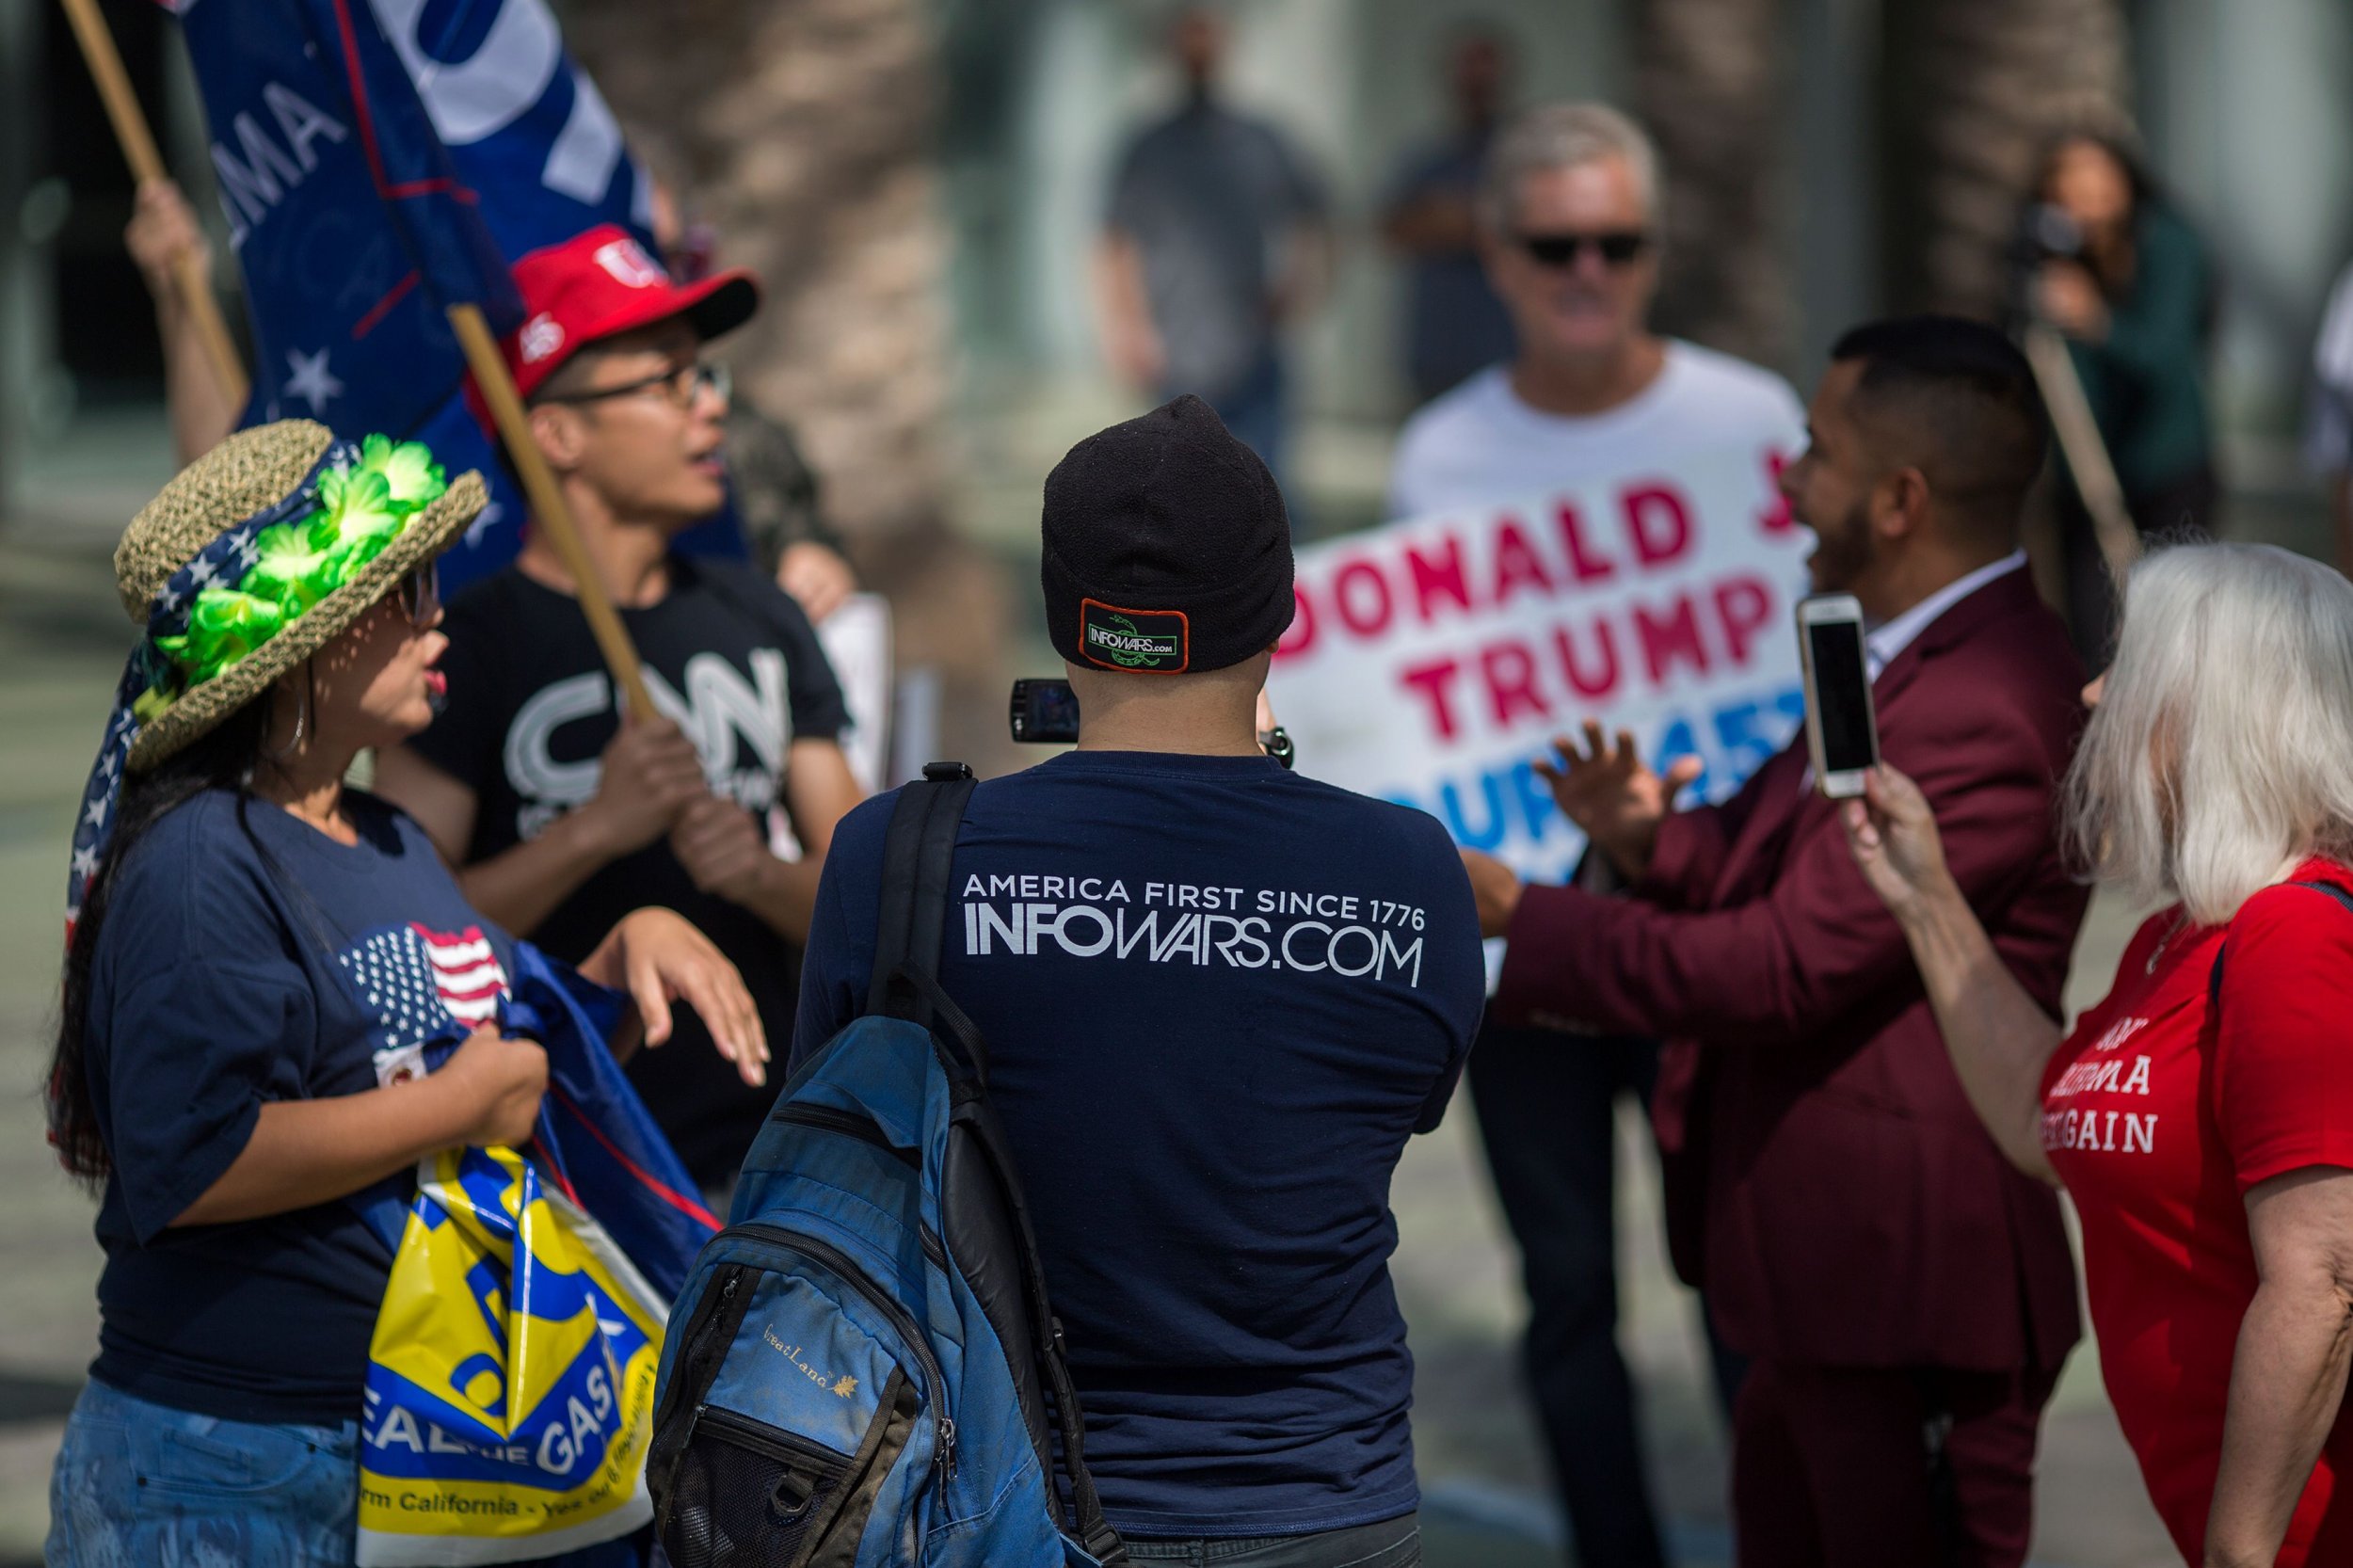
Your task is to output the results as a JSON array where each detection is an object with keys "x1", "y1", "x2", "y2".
[
  {"x1": 792, "y1": 750, "x2": 1485, "y2": 1537},
  {"x1": 84, "y1": 789, "x2": 519, "y2": 1426}
]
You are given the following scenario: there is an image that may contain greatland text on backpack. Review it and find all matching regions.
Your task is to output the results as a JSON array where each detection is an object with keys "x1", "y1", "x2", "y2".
[{"x1": 646, "y1": 763, "x2": 1129, "y2": 1566}]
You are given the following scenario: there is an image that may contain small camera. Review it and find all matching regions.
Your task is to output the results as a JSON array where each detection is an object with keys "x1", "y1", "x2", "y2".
[
  {"x1": 1007, "y1": 677, "x2": 1297, "y2": 769},
  {"x1": 1009, "y1": 679, "x2": 1081, "y2": 744}
]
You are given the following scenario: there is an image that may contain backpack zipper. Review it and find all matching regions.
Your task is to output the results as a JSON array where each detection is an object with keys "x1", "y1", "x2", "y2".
[
  {"x1": 773, "y1": 1103, "x2": 920, "y2": 1171},
  {"x1": 651, "y1": 1271, "x2": 744, "y2": 1464},
  {"x1": 650, "y1": 1269, "x2": 749, "y2": 1540},
  {"x1": 733, "y1": 1223, "x2": 958, "y2": 1481}
]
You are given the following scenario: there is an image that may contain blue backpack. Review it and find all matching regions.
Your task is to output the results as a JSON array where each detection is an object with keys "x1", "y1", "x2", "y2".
[{"x1": 646, "y1": 765, "x2": 1128, "y2": 1567}]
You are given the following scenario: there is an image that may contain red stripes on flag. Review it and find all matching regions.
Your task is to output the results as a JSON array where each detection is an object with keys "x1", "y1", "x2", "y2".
[{"x1": 411, "y1": 922, "x2": 506, "y2": 1022}]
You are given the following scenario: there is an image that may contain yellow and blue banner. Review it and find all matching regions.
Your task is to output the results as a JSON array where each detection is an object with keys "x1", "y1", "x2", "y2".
[{"x1": 358, "y1": 1144, "x2": 666, "y2": 1566}]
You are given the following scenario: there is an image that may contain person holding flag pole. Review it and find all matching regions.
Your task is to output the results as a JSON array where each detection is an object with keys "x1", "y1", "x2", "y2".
[
  {"x1": 103, "y1": 0, "x2": 861, "y2": 1185},
  {"x1": 376, "y1": 230, "x2": 866, "y2": 1193},
  {"x1": 56, "y1": 0, "x2": 246, "y2": 417},
  {"x1": 80, "y1": 0, "x2": 676, "y2": 717}
]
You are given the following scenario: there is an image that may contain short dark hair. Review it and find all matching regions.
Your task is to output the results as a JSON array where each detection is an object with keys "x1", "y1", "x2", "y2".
[
  {"x1": 1829, "y1": 314, "x2": 2049, "y2": 532},
  {"x1": 526, "y1": 342, "x2": 614, "y2": 407}
]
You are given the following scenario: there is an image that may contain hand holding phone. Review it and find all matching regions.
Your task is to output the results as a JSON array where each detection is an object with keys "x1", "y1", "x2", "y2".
[{"x1": 1798, "y1": 594, "x2": 1880, "y2": 798}]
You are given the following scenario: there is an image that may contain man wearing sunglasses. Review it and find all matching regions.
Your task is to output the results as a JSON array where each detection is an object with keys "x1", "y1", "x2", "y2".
[
  {"x1": 1385, "y1": 104, "x2": 1806, "y2": 1568},
  {"x1": 376, "y1": 225, "x2": 864, "y2": 1196}
]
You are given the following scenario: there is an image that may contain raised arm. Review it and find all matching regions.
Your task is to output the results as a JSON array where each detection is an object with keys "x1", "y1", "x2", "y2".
[
  {"x1": 1495, "y1": 719, "x2": 2072, "y2": 1083},
  {"x1": 125, "y1": 179, "x2": 240, "y2": 466},
  {"x1": 1842, "y1": 764, "x2": 2063, "y2": 1181}
]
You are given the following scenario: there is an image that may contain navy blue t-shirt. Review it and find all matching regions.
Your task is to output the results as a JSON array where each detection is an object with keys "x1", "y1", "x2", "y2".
[
  {"x1": 84, "y1": 789, "x2": 519, "y2": 1426},
  {"x1": 793, "y1": 750, "x2": 1485, "y2": 1537}
]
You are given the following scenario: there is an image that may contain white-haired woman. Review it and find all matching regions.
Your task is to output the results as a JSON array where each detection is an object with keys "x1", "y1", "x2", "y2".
[{"x1": 1844, "y1": 540, "x2": 2353, "y2": 1568}]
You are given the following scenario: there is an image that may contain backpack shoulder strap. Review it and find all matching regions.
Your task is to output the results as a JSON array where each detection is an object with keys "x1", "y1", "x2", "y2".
[
  {"x1": 867, "y1": 762, "x2": 978, "y2": 1027},
  {"x1": 2206, "y1": 879, "x2": 2353, "y2": 1008}
]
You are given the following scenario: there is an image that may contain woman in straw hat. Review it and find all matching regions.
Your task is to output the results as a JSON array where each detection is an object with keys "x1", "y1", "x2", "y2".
[{"x1": 43, "y1": 421, "x2": 766, "y2": 1565}]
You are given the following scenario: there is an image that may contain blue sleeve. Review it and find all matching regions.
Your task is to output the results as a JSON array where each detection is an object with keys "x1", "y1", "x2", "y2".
[
  {"x1": 789, "y1": 792, "x2": 898, "y2": 1073},
  {"x1": 1410, "y1": 814, "x2": 1488, "y2": 1133},
  {"x1": 87, "y1": 829, "x2": 316, "y2": 1241}
]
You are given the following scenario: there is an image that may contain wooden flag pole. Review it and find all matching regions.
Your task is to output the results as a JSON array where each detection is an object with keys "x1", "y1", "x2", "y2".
[
  {"x1": 2023, "y1": 324, "x2": 2141, "y2": 579},
  {"x1": 447, "y1": 302, "x2": 657, "y2": 720},
  {"x1": 57, "y1": 0, "x2": 248, "y2": 409}
]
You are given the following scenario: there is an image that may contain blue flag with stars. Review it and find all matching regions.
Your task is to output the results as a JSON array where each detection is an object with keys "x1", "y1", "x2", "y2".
[{"x1": 174, "y1": 0, "x2": 662, "y2": 591}]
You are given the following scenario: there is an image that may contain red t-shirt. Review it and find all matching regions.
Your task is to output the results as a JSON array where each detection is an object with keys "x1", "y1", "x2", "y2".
[{"x1": 2044, "y1": 858, "x2": 2353, "y2": 1566}]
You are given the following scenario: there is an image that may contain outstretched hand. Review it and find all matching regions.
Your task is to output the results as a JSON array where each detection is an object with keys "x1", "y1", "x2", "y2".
[
  {"x1": 1839, "y1": 765, "x2": 1953, "y2": 922},
  {"x1": 1534, "y1": 722, "x2": 1703, "y2": 881},
  {"x1": 585, "y1": 907, "x2": 769, "y2": 1085}
]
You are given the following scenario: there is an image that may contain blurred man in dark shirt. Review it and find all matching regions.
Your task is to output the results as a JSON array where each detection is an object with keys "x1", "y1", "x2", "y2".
[
  {"x1": 1096, "y1": 7, "x2": 1332, "y2": 501},
  {"x1": 1381, "y1": 25, "x2": 1518, "y2": 407}
]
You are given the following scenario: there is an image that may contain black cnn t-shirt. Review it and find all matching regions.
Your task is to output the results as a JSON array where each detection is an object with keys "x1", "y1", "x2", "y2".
[{"x1": 408, "y1": 556, "x2": 849, "y2": 1184}]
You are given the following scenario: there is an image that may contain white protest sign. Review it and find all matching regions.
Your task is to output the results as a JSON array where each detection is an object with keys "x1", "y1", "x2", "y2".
[
  {"x1": 815, "y1": 592, "x2": 894, "y2": 793},
  {"x1": 1267, "y1": 444, "x2": 1811, "y2": 884},
  {"x1": 771, "y1": 592, "x2": 892, "y2": 861}
]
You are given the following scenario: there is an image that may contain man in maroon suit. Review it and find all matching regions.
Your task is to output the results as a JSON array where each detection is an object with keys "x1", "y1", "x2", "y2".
[{"x1": 1462, "y1": 316, "x2": 2088, "y2": 1567}]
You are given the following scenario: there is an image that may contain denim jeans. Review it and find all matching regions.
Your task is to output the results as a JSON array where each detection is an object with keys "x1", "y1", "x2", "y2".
[
  {"x1": 1468, "y1": 1023, "x2": 1672, "y2": 1568},
  {"x1": 1124, "y1": 1512, "x2": 1420, "y2": 1568},
  {"x1": 47, "y1": 1376, "x2": 361, "y2": 1567},
  {"x1": 48, "y1": 1377, "x2": 647, "y2": 1567}
]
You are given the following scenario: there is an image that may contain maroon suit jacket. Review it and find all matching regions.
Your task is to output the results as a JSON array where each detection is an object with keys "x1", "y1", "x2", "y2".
[{"x1": 1494, "y1": 568, "x2": 2086, "y2": 1372}]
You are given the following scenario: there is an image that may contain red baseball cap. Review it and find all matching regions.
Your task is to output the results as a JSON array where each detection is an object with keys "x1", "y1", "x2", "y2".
[{"x1": 492, "y1": 224, "x2": 760, "y2": 403}]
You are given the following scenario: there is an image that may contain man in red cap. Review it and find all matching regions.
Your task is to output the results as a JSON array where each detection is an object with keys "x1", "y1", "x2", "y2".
[{"x1": 376, "y1": 225, "x2": 865, "y2": 1193}]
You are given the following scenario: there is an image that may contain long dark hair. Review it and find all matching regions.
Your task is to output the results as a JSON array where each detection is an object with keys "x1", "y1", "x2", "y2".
[{"x1": 49, "y1": 698, "x2": 280, "y2": 1189}]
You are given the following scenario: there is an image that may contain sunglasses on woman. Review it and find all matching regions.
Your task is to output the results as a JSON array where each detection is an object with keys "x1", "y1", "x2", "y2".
[
  {"x1": 397, "y1": 561, "x2": 440, "y2": 629},
  {"x1": 1518, "y1": 231, "x2": 1651, "y2": 268}
]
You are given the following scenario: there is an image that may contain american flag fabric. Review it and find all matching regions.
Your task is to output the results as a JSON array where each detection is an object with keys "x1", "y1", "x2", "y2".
[
  {"x1": 166, "y1": 0, "x2": 660, "y2": 592},
  {"x1": 64, "y1": 441, "x2": 359, "y2": 936},
  {"x1": 339, "y1": 921, "x2": 511, "y2": 1086}
]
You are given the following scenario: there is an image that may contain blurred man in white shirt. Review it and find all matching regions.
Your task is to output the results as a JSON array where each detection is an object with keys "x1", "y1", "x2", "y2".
[{"x1": 1385, "y1": 102, "x2": 1802, "y2": 1568}]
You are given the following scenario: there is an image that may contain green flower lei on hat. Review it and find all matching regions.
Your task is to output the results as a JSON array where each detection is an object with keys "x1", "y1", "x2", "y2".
[{"x1": 133, "y1": 436, "x2": 448, "y2": 723}]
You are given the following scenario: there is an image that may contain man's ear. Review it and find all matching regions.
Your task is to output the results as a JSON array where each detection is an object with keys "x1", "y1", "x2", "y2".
[
  {"x1": 528, "y1": 403, "x2": 585, "y2": 475},
  {"x1": 1873, "y1": 467, "x2": 1932, "y2": 539}
]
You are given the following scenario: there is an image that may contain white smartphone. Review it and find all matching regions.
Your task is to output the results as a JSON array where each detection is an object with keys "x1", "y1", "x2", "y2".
[{"x1": 1797, "y1": 594, "x2": 1880, "y2": 799}]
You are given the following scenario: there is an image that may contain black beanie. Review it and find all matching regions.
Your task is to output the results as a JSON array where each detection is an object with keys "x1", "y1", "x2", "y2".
[{"x1": 1040, "y1": 394, "x2": 1293, "y2": 675}]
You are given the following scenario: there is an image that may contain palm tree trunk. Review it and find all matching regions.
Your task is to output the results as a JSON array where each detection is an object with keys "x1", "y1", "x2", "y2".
[
  {"x1": 1630, "y1": 0, "x2": 1794, "y2": 371},
  {"x1": 1879, "y1": 0, "x2": 2130, "y2": 318},
  {"x1": 565, "y1": 0, "x2": 952, "y2": 544}
]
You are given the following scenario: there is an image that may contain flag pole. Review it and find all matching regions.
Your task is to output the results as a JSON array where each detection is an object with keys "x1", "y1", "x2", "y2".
[
  {"x1": 447, "y1": 303, "x2": 657, "y2": 720},
  {"x1": 2022, "y1": 325, "x2": 2141, "y2": 578},
  {"x1": 56, "y1": 0, "x2": 248, "y2": 410}
]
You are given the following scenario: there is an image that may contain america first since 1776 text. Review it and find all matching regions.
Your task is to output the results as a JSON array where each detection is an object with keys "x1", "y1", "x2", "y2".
[{"x1": 957, "y1": 873, "x2": 1431, "y2": 988}]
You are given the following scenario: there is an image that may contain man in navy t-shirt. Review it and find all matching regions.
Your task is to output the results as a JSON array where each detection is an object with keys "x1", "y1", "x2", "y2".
[{"x1": 793, "y1": 395, "x2": 1485, "y2": 1559}]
